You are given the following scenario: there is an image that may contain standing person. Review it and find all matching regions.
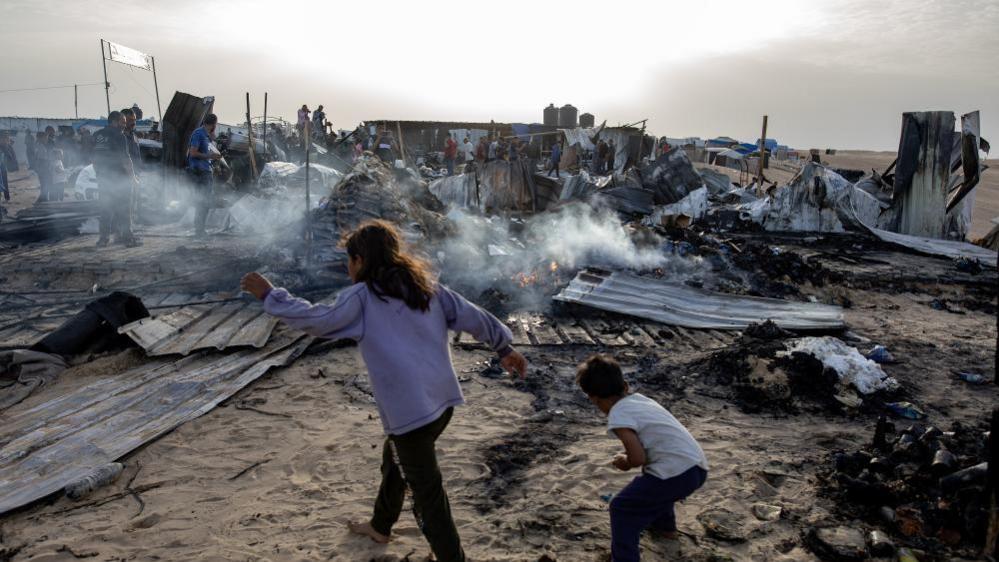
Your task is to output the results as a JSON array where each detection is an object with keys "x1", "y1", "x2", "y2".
[
  {"x1": 576, "y1": 354, "x2": 708, "y2": 562},
  {"x1": 487, "y1": 135, "x2": 498, "y2": 162},
  {"x1": 0, "y1": 132, "x2": 17, "y2": 173},
  {"x1": 443, "y1": 133, "x2": 458, "y2": 176},
  {"x1": 186, "y1": 114, "x2": 222, "y2": 238},
  {"x1": 25, "y1": 129, "x2": 36, "y2": 171},
  {"x1": 34, "y1": 132, "x2": 52, "y2": 203},
  {"x1": 461, "y1": 137, "x2": 474, "y2": 164},
  {"x1": 312, "y1": 105, "x2": 326, "y2": 138},
  {"x1": 79, "y1": 128, "x2": 95, "y2": 164},
  {"x1": 297, "y1": 104, "x2": 310, "y2": 136},
  {"x1": 92, "y1": 111, "x2": 137, "y2": 247},
  {"x1": 547, "y1": 139, "x2": 561, "y2": 178},
  {"x1": 240, "y1": 221, "x2": 528, "y2": 562},
  {"x1": 0, "y1": 140, "x2": 9, "y2": 203},
  {"x1": 118, "y1": 108, "x2": 142, "y2": 244},
  {"x1": 373, "y1": 129, "x2": 397, "y2": 164},
  {"x1": 475, "y1": 137, "x2": 488, "y2": 164},
  {"x1": 49, "y1": 149, "x2": 68, "y2": 202},
  {"x1": 596, "y1": 140, "x2": 608, "y2": 174}
]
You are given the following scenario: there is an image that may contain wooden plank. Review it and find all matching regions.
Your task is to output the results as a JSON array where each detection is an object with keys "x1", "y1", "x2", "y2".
[
  {"x1": 552, "y1": 317, "x2": 595, "y2": 345},
  {"x1": 505, "y1": 313, "x2": 531, "y2": 346},
  {"x1": 523, "y1": 314, "x2": 561, "y2": 345}
]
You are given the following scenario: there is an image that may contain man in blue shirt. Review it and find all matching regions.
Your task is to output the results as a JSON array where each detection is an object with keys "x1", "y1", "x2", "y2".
[
  {"x1": 186, "y1": 114, "x2": 222, "y2": 237},
  {"x1": 547, "y1": 139, "x2": 562, "y2": 178}
]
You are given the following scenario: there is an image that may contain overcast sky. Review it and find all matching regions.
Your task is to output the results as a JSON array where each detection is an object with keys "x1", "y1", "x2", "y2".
[{"x1": 1, "y1": 0, "x2": 996, "y2": 150}]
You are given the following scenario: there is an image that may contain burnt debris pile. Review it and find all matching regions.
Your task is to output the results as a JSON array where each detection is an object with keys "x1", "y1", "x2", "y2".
[{"x1": 820, "y1": 414, "x2": 994, "y2": 559}]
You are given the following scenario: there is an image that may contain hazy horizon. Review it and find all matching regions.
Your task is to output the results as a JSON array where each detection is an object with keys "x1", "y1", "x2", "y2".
[{"x1": 1, "y1": 0, "x2": 996, "y2": 151}]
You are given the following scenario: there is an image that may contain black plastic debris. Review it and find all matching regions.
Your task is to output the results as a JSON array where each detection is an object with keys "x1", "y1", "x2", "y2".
[{"x1": 30, "y1": 291, "x2": 150, "y2": 356}]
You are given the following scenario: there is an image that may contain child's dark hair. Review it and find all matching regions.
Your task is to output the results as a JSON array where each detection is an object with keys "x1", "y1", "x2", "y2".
[
  {"x1": 342, "y1": 220, "x2": 436, "y2": 311},
  {"x1": 576, "y1": 354, "x2": 626, "y2": 398}
]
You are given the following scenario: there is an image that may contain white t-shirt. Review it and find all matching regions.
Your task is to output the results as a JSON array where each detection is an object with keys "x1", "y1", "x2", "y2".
[{"x1": 607, "y1": 393, "x2": 708, "y2": 480}]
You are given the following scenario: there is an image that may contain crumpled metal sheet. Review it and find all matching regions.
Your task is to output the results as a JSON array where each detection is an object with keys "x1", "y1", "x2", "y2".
[
  {"x1": 118, "y1": 300, "x2": 279, "y2": 356},
  {"x1": 554, "y1": 269, "x2": 844, "y2": 330},
  {"x1": 863, "y1": 225, "x2": 997, "y2": 267},
  {"x1": 765, "y1": 163, "x2": 887, "y2": 233},
  {"x1": 0, "y1": 330, "x2": 311, "y2": 515}
]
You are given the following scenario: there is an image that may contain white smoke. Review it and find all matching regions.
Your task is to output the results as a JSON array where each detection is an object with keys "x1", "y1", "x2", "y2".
[{"x1": 436, "y1": 201, "x2": 711, "y2": 310}]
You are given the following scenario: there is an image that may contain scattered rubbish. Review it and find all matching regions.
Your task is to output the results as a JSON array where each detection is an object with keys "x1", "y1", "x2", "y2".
[
  {"x1": 0, "y1": 349, "x2": 69, "y2": 411},
  {"x1": 784, "y1": 337, "x2": 898, "y2": 394},
  {"x1": 953, "y1": 256, "x2": 983, "y2": 274},
  {"x1": 31, "y1": 292, "x2": 150, "y2": 356},
  {"x1": 864, "y1": 345, "x2": 894, "y2": 364},
  {"x1": 885, "y1": 401, "x2": 927, "y2": 420},
  {"x1": 896, "y1": 547, "x2": 919, "y2": 562},
  {"x1": 954, "y1": 371, "x2": 987, "y2": 384},
  {"x1": 751, "y1": 503, "x2": 782, "y2": 521},
  {"x1": 825, "y1": 415, "x2": 991, "y2": 555},
  {"x1": 806, "y1": 526, "x2": 867, "y2": 561},
  {"x1": 866, "y1": 529, "x2": 894, "y2": 557},
  {"x1": 64, "y1": 462, "x2": 124, "y2": 500}
]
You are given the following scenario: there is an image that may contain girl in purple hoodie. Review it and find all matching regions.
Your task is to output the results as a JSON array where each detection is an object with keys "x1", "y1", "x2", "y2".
[{"x1": 241, "y1": 220, "x2": 527, "y2": 562}]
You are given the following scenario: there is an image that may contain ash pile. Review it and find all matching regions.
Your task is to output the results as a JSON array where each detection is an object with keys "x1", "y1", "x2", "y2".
[{"x1": 819, "y1": 412, "x2": 995, "y2": 560}]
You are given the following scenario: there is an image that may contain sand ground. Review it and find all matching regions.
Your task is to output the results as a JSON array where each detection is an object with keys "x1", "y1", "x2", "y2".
[{"x1": 1, "y1": 278, "x2": 995, "y2": 561}]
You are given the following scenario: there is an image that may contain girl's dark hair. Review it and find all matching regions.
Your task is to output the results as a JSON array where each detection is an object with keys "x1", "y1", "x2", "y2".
[{"x1": 342, "y1": 220, "x2": 436, "y2": 311}]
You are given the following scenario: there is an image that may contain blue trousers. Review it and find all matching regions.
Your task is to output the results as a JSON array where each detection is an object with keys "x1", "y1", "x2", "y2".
[{"x1": 610, "y1": 466, "x2": 707, "y2": 562}]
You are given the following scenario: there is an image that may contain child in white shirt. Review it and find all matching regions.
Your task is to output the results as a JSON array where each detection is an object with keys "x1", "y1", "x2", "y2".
[{"x1": 577, "y1": 354, "x2": 708, "y2": 562}]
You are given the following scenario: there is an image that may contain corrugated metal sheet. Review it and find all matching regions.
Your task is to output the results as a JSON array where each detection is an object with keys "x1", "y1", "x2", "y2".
[
  {"x1": 553, "y1": 269, "x2": 844, "y2": 330},
  {"x1": 118, "y1": 300, "x2": 279, "y2": 356},
  {"x1": 865, "y1": 225, "x2": 997, "y2": 267},
  {"x1": 0, "y1": 329, "x2": 311, "y2": 515}
]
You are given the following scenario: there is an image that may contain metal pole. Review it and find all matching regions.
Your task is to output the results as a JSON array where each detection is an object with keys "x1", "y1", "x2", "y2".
[
  {"x1": 244, "y1": 92, "x2": 257, "y2": 180},
  {"x1": 262, "y1": 92, "x2": 268, "y2": 156},
  {"x1": 304, "y1": 121, "x2": 312, "y2": 266},
  {"x1": 151, "y1": 56, "x2": 163, "y2": 124},
  {"x1": 74, "y1": 84, "x2": 78, "y2": 118},
  {"x1": 100, "y1": 39, "x2": 110, "y2": 115}
]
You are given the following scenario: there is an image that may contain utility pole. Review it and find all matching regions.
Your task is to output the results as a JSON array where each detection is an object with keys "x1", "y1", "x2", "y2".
[
  {"x1": 245, "y1": 92, "x2": 257, "y2": 180},
  {"x1": 757, "y1": 115, "x2": 768, "y2": 189},
  {"x1": 99, "y1": 39, "x2": 110, "y2": 115},
  {"x1": 74, "y1": 84, "x2": 78, "y2": 118}
]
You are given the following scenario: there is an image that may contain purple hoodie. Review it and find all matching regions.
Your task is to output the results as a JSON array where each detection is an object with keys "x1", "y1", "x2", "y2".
[{"x1": 264, "y1": 283, "x2": 513, "y2": 435}]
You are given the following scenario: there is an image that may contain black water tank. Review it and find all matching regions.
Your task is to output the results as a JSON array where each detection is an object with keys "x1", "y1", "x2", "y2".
[
  {"x1": 543, "y1": 104, "x2": 559, "y2": 126},
  {"x1": 558, "y1": 104, "x2": 578, "y2": 128},
  {"x1": 579, "y1": 112, "x2": 595, "y2": 128}
]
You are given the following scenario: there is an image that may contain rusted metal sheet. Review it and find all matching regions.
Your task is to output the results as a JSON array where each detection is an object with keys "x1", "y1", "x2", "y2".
[
  {"x1": 0, "y1": 330, "x2": 311, "y2": 515},
  {"x1": 118, "y1": 299, "x2": 279, "y2": 356},
  {"x1": 554, "y1": 269, "x2": 844, "y2": 330}
]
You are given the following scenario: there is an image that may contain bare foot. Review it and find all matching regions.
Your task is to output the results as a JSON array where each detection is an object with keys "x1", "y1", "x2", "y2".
[{"x1": 348, "y1": 520, "x2": 390, "y2": 544}]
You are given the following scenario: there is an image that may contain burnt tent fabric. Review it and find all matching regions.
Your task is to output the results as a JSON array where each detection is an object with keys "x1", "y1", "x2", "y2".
[
  {"x1": 30, "y1": 292, "x2": 149, "y2": 356},
  {"x1": 640, "y1": 149, "x2": 703, "y2": 205}
]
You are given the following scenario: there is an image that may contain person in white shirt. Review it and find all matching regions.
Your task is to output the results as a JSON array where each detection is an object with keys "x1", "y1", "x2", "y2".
[
  {"x1": 461, "y1": 137, "x2": 475, "y2": 163},
  {"x1": 576, "y1": 354, "x2": 708, "y2": 562}
]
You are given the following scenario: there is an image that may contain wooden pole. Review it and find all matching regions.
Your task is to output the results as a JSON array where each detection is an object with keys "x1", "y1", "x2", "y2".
[
  {"x1": 151, "y1": 56, "x2": 163, "y2": 125},
  {"x1": 244, "y1": 92, "x2": 258, "y2": 180},
  {"x1": 262, "y1": 92, "x2": 268, "y2": 156},
  {"x1": 100, "y1": 40, "x2": 110, "y2": 116},
  {"x1": 74, "y1": 85, "x2": 78, "y2": 119},
  {"x1": 304, "y1": 121, "x2": 312, "y2": 266},
  {"x1": 757, "y1": 115, "x2": 768, "y2": 188},
  {"x1": 396, "y1": 120, "x2": 406, "y2": 165}
]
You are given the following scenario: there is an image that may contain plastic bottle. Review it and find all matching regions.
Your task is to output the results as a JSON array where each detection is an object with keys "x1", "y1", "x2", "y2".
[
  {"x1": 956, "y1": 372, "x2": 986, "y2": 384},
  {"x1": 64, "y1": 462, "x2": 124, "y2": 500},
  {"x1": 886, "y1": 402, "x2": 927, "y2": 420}
]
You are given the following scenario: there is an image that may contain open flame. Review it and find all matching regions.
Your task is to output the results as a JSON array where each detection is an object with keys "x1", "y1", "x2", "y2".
[{"x1": 512, "y1": 260, "x2": 561, "y2": 288}]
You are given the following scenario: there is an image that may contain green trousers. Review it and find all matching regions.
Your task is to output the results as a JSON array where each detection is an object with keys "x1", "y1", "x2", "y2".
[{"x1": 371, "y1": 407, "x2": 464, "y2": 562}]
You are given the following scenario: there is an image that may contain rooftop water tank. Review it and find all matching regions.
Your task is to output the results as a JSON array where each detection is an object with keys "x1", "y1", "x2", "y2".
[
  {"x1": 543, "y1": 104, "x2": 559, "y2": 126},
  {"x1": 558, "y1": 104, "x2": 578, "y2": 128},
  {"x1": 579, "y1": 112, "x2": 595, "y2": 128}
]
